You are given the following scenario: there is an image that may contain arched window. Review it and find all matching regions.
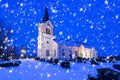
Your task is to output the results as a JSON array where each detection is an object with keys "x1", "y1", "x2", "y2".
[
  {"x1": 62, "y1": 49, "x2": 65, "y2": 57},
  {"x1": 69, "y1": 50, "x2": 72, "y2": 59},
  {"x1": 75, "y1": 51, "x2": 78, "y2": 56},
  {"x1": 54, "y1": 50, "x2": 56, "y2": 57},
  {"x1": 94, "y1": 52, "x2": 96, "y2": 57},
  {"x1": 85, "y1": 52, "x2": 87, "y2": 57},
  {"x1": 90, "y1": 52, "x2": 91, "y2": 57},
  {"x1": 46, "y1": 50, "x2": 49, "y2": 57},
  {"x1": 46, "y1": 28, "x2": 50, "y2": 34}
]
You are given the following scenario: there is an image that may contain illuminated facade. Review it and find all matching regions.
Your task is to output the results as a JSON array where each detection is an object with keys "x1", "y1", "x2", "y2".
[{"x1": 37, "y1": 6, "x2": 97, "y2": 59}]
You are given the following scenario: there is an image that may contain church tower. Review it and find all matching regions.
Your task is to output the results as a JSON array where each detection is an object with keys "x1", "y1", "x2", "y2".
[{"x1": 37, "y1": 6, "x2": 58, "y2": 59}]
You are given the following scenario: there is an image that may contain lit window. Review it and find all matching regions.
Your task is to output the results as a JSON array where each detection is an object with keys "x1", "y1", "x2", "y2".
[{"x1": 85, "y1": 52, "x2": 87, "y2": 57}]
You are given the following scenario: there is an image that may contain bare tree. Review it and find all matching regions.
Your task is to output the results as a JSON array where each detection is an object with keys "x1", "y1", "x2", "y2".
[{"x1": 0, "y1": 19, "x2": 13, "y2": 60}]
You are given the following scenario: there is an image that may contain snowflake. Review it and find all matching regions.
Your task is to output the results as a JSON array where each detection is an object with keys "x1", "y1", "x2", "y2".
[
  {"x1": 84, "y1": 39, "x2": 87, "y2": 43},
  {"x1": 59, "y1": 31, "x2": 63, "y2": 36},
  {"x1": 73, "y1": 13, "x2": 76, "y2": 17},
  {"x1": 90, "y1": 25, "x2": 94, "y2": 29},
  {"x1": 104, "y1": 0, "x2": 108, "y2": 5},
  {"x1": 101, "y1": 15, "x2": 104, "y2": 19},
  {"x1": 5, "y1": 3, "x2": 9, "y2": 8},
  {"x1": 20, "y1": 72, "x2": 22, "y2": 74},
  {"x1": 34, "y1": 11, "x2": 37, "y2": 15},
  {"x1": 51, "y1": 7, "x2": 58, "y2": 13},
  {"x1": 54, "y1": 73, "x2": 57, "y2": 76},
  {"x1": 47, "y1": 73, "x2": 50, "y2": 78},
  {"x1": 92, "y1": 64, "x2": 95, "y2": 67},
  {"x1": 9, "y1": 69, "x2": 13, "y2": 73},
  {"x1": 35, "y1": 65, "x2": 38, "y2": 69},
  {"x1": 41, "y1": 73, "x2": 43, "y2": 76},
  {"x1": 66, "y1": 70, "x2": 69, "y2": 73},
  {"x1": 116, "y1": 35, "x2": 119, "y2": 38},
  {"x1": 60, "y1": 20, "x2": 64, "y2": 24},
  {"x1": 115, "y1": 14, "x2": 119, "y2": 19},
  {"x1": 33, "y1": 50, "x2": 36, "y2": 53},
  {"x1": 73, "y1": 73, "x2": 76, "y2": 76},
  {"x1": 88, "y1": 4, "x2": 92, "y2": 7},
  {"x1": 10, "y1": 29, "x2": 14, "y2": 33},
  {"x1": 101, "y1": 47, "x2": 105, "y2": 50},
  {"x1": 67, "y1": 35, "x2": 70, "y2": 39},
  {"x1": 20, "y1": 3, "x2": 24, "y2": 7},
  {"x1": 10, "y1": 39, "x2": 14, "y2": 42},
  {"x1": 82, "y1": 66, "x2": 86, "y2": 71},
  {"x1": 79, "y1": 8, "x2": 83, "y2": 12},
  {"x1": 11, "y1": 10, "x2": 14, "y2": 13}
]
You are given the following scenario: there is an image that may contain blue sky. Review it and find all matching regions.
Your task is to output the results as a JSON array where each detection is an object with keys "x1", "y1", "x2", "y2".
[{"x1": 0, "y1": 0, "x2": 120, "y2": 56}]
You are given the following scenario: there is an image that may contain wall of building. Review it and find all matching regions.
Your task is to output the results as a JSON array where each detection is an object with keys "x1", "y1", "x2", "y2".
[
  {"x1": 58, "y1": 45, "x2": 79, "y2": 59},
  {"x1": 78, "y1": 45, "x2": 97, "y2": 58},
  {"x1": 37, "y1": 21, "x2": 58, "y2": 59}
]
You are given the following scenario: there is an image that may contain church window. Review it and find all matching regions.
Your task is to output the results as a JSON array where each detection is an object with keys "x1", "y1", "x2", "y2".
[
  {"x1": 54, "y1": 50, "x2": 56, "y2": 57},
  {"x1": 85, "y1": 52, "x2": 87, "y2": 57},
  {"x1": 47, "y1": 41, "x2": 49, "y2": 44},
  {"x1": 69, "y1": 50, "x2": 72, "y2": 59},
  {"x1": 90, "y1": 52, "x2": 91, "y2": 57},
  {"x1": 94, "y1": 52, "x2": 96, "y2": 57},
  {"x1": 75, "y1": 50, "x2": 78, "y2": 56},
  {"x1": 46, "y1": 28, "x2": 50, "y2": 34},
  {"x1": 69, "y1": 50, "x2": 72, "y2": 55},
  {"x1": 46, "y1": 50, "x2": 49, "y2": 57},
  {"x1": 62, "y1": 49, "x2": 65, "y2": 57}
]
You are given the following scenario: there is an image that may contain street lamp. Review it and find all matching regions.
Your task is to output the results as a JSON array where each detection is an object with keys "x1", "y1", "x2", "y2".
[{"x1": 20, "y1": 47, "x2": 27, "y2": 58}]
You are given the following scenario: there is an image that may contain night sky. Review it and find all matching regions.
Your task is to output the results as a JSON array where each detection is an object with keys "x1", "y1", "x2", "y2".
[{"x1": 0, "y1": 0, "x2": 120, "y2": 57}]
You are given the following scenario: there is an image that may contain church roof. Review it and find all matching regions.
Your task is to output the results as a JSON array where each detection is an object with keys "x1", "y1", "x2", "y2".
[
  {"x1": 42, "y1": 5, "x2": 49, "y2": 22},
  {"x1": 54, "y1": 39, "x2": 91, "y2": 48},
  {"x1": 54, "y1": 39, "x2": 80, "y2": 47}
]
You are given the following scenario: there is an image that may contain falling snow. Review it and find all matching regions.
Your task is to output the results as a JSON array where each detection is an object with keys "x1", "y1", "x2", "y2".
[
  {"x1": 5, "y1": 3, "x2": 9, "y2": 8},
  {"x1": 0, "y1": 0, "x2": 119, "y2": 57},
  {"x1": 59, "y1": 31, "x2": 63, "y2": 36},
  {"x1": 20, "y1": 3, "x2": 24, "y2": 7},
  {"x1": 104, "y1": 0, "x2": 109, "y2": 5},
  {"x1": 116, "y1": 14, "x2": 119, "y2": 19},
  {"x1": 79, "y1": 8, "x2": 83, "y2": 12}
]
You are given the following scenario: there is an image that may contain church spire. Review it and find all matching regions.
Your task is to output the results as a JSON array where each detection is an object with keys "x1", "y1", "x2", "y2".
[{"x1": 42, "y1": 5, "x2": 49, "y2": 22}]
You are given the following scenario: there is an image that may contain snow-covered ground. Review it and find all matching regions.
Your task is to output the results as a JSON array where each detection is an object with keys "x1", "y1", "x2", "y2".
[{"x1": 0, "y1": 59, "x2": 119, "y2": 80}]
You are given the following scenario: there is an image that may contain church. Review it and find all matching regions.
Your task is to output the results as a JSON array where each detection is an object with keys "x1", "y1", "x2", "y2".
[{"x1": 37, "y1": 6, "x2": 97, "y2": 60}]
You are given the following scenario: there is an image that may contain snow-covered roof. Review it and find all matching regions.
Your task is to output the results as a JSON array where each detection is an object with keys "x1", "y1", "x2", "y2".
[{"x1": 54, "y1": 39, "x2": 80, "y2": 47}]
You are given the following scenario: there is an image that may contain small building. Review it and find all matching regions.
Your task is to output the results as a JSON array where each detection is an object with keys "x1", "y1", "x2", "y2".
[{"x1": 37, "y1": 6, "x2": 97, "y2": 60}]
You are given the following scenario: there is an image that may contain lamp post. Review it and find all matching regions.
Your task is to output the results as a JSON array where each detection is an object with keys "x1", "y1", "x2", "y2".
[{"x1": 20, "y1": 47, "x2": 27, "y2": 58}]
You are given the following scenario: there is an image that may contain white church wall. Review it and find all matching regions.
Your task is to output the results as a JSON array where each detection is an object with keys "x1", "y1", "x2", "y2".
[{"x1": 58, "y1": 45, "x2": 79, "y2": 59}]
